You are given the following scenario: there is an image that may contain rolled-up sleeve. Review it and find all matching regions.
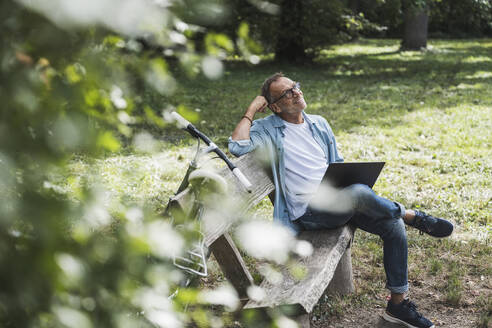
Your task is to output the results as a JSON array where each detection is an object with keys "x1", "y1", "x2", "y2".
[
  {"x1": 228, "y1": 138, "x2": 253, "y2": 157},
  {"x1": 228, "y1": 122, "x2": 267, "y2": 157}
]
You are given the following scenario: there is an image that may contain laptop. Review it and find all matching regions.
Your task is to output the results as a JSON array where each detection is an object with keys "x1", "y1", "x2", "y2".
[{"x1": 321, "y1": 162, "x2": 385, "y2": 189}]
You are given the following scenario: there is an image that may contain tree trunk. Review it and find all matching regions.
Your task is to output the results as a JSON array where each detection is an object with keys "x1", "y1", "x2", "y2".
[
  {"x1": 274, "y1": 0, "x2": 308, "y2": 63},
  {"x1": 401, "y1": 5, "x2": 428, "y2": 50}
]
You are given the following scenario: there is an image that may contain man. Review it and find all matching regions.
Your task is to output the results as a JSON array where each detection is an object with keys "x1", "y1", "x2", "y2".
[{"x1": 228, "y1": 73, "x2": 453, "y2": 328}]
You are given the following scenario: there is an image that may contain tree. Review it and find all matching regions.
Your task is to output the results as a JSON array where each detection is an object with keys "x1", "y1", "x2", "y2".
[
  {"x1": 226, "y1": 0, "x2": 374, "y2": 63},
  {"x1": 401, "y1": 0, "x2": 429, "y2": 50},
  {"x1": 274, "y1": 0, "x2": 307, "y2": 63},
  {"x1": 429, "y1": 0, "x2": 492, "y2": 37}
]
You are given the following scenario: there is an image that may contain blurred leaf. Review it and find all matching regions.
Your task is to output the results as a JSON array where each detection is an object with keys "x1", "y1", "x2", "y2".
[
  {"x1": 176, "y1": 288, "x2": 199, "y2": 304},
  {"x1": 177, "y1": 104, "x2": 199, "y2": 123},
  {"x1": 146, "y1": 58, "x2": 176, "y2": 95},
  {"x1": 64, "y1": 63, "x2": 85, "y2": 84},
  {"x1": 236, "y1": 22, "x2": 263, "y2": 57},
  {"x1": 96, "y1": 131, "x2": 121, "y2": 152},
  {"x1": 103, "y1": 35, "x2": 125, "y2": 47},
  {"x1": 205, "y1": 33, "x2": 234, "y2": 55},
  {"x1": 238, "y1": 21, "x2": 250, "y2": 39},
  {"x1": 144, "y1": 106, "x2": 166, "y2": 128}
]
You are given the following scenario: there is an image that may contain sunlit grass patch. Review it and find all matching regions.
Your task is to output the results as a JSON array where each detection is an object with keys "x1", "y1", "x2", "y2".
[
  {"x1": 334, "y1": 103, "x2": 491, "y2": 229},
  {"x1": 65, "y1": 143, "x2": 198, "y2": 213},
  {"x1": 462, "y1": 57, "x2": 492, "y2": 64},
  {"x1": 319, "y1": 39, "x2": 399, "y2": 57}
]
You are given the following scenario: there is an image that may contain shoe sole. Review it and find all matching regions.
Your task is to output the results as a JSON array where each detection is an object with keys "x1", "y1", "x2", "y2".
[{"x1": 382, "y1": 312, "x2": 435, "y2": 328}]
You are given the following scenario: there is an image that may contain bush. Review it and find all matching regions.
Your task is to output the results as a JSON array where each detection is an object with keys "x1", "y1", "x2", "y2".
[
  {"x1": 353, "y1": 0, "x2": 492, "y2": 38},
  {"x1": 429, "y1": 0, "x2": 492, "y2": 37}
]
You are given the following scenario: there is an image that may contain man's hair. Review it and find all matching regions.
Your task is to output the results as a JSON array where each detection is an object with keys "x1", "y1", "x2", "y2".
[{"x1": 261, "y1": 72, "x2": 284, "y2": 105}]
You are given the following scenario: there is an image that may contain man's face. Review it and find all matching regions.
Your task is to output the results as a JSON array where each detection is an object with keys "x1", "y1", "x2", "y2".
[{"x1": 269, "y1": 77, "x2": 306, "y2": 115}]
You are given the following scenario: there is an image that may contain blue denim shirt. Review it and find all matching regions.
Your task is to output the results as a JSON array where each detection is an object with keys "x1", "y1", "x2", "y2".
[{"x1": 228, "y1": 111, "x2": 344, "y2": 234}]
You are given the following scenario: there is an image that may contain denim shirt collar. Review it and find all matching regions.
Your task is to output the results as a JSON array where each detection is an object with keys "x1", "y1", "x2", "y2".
[{"x1": 271, "y1": 113, "x2": 285, "y2": 128}]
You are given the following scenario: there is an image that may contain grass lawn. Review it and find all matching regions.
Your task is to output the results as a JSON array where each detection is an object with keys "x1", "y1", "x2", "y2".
[{"x1": 68, "y1": 39, "x2": 491, "y2": 327}]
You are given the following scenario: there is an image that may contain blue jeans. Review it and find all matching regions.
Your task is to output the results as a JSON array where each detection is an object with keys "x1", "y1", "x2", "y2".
[{"x1": 294, "y1": 184, "x2": 409, "y2": 294}]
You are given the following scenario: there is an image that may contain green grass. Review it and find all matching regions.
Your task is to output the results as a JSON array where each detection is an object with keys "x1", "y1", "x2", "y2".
[
  {"x1": 445, "y1": 261, "x2": 464, "y2": 306},
  {"x1": 64, "y1": 38, "x2": 491, "y2": 324},
  {"x1": 429, "y1": 258, "x2": 443, "y2": 276},
  {"x1": 159, "y1": 38, "x2": 492, "y2": 229},
  {"x1": 477, "y1": 295, "x2": 492, "y2": 328}
]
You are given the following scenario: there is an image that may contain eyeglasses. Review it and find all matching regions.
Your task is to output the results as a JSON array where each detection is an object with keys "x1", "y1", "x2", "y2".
[{"x1": 270, "y1": 82, "x2": 301, "y2": 104}]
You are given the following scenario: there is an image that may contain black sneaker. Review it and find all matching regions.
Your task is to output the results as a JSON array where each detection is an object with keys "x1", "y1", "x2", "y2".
[
  {"x1": 408, "y1": 210, "x2": 453, "y2": 238},
  {"x1": 383, "y1": 299, "x2": 435, "y2": 328}
]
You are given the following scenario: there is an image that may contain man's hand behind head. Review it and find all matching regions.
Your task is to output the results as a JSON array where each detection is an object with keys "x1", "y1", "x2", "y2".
[{"x1": 247, "y1": 95, "x2": 268, "y2": 116}]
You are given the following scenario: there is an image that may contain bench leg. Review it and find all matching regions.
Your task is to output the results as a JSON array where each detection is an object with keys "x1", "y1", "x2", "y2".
[
  {"x1": 326, "y1": 246, "x2": 355, "y2": 295},
  {"x1": 209, "y1": 232, "x2": 254, "y2": 300}
]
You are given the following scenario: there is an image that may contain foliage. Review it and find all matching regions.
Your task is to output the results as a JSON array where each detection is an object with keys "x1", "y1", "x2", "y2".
[
  {"x1": 205, "y1": 0, "x2": 492, "y2": 61},
  {"x1": 0, "y1": 0, "x2": 277, "y2": 327},
  {"x1": 429, "y1": 0, "x2": 492, "y2": 37},
  {"x1": 354, "y1": 0, "x2": 404, "y2": 37},
  {"x1": 220, "y1": 0, "x2": 384, "y2": 62},
  {"x1": 356, "y1": 0, "x2": 492, "y2": 37},
  {"x1": 219, "y1": 0, "x2": 492, "y2": 61}
]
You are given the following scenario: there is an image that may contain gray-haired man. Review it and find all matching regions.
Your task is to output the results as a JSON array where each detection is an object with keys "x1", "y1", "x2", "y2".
[{"x1": 229, "y1": 72, "x2": 453, "y2": 328}]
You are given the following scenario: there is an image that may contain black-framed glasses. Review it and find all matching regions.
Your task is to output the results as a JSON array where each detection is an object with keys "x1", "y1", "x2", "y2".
[{"x1": 270, "y1": 82, "x2": 301, "y2": 104}]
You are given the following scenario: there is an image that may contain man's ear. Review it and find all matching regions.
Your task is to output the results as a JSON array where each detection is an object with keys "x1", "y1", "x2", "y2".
[{"x1": 270, "y1": 103, "x2": 281, "y2": 114}]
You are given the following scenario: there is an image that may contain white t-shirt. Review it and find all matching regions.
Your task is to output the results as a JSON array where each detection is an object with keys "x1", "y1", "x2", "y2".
[{"x1": 283, "y1": 120, "x2": 328, "y2": 219}]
